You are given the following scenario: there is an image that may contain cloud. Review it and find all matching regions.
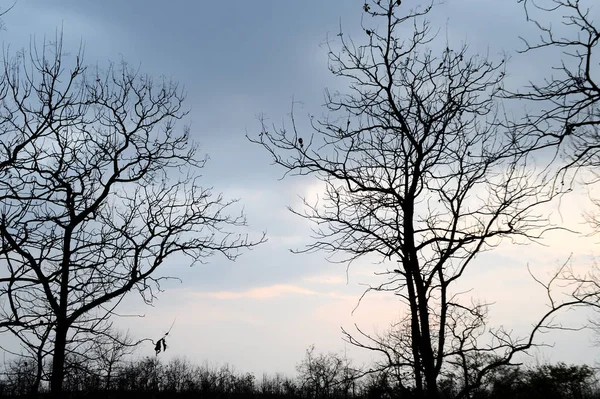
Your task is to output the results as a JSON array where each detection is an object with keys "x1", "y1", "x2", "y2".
[
  {"x1": 195, "y1": 284, "x2": 318, "y2": 300},
  {"x1": 193, "y1": 283, "x2": 357, "y2": 302},
  {"x1": 303, "y1": 274, "x2": 347, "y2": 285}
]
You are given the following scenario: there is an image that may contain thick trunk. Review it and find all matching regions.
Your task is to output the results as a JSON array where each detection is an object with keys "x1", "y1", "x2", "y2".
[
  {"x1": 406, "y1": 271, "x2": 424, "y2": 396},
  {"x1": 406, "y1": 268, "x2": 440, "y2": 399},
  {"x1": 416, "y1": 282, "x2": 438, "y2": 397},
  {"x1": 51, "y1": 227, "x2": 72, "y2": 395},
  {"x1": 50, "y1": 321, "x2": 68, "y2": 395},
  {"x1": 31, "y1": 357, "x2": 43, "y2": 394},
  {"x1": 404, "y1": 195, "x2": 439, "y2": 399}
]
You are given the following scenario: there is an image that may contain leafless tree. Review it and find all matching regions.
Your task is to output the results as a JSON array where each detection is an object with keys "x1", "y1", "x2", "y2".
[
  {"x1": 0, "y1": 35, "x2": 265, "y2": 395},
  {"x1": 1, "y1": 356, "x2": 38, "y2": 396},
  {"x1": 249, "y1": 1, "x2": 595, "y2": 398},
  {"x1": 296, "y1": 345, "x2": 361, "y2": 399},
  {"x1": 0, "y1": 314, "x2": 52, "y2": 393},
  {"x1": 64, "y1": 324, "x2": 140, "y2": 391}
]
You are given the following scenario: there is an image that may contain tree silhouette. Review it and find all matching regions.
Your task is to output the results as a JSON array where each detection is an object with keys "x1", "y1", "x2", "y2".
[
  {"x1": 296, "y1": 345, "x2": 361, "y2": 399},
  {"x1": 0, "y1": 35, "x2": 265, "y2": 395},
  {"x1": 250, "y1": 1, "x2": 593, "y2": 398}
]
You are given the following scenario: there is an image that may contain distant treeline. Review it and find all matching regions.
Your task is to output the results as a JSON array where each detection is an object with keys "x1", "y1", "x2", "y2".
[{"x1": 1, "y1": 351, "x2": 598, "y2": 399}]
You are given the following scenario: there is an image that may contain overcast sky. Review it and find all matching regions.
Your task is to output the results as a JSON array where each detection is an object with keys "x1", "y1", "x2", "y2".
[{"x1": 1, "y1": 0, "x2": 599, "y2": 376}]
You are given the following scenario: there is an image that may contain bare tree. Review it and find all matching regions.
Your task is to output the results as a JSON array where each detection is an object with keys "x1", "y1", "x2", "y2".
[
  {"x1": 0, "y1": 36, "x2": 265, "y2": 395},
  {"x1": 296, "y1": 345, "x2": 361, "y2": 399},
  {"x1": 65, "y1": 323, "x2": 140, "y2": 391},
  {"x1": 0, "y1": 314, "x2": 52, "y2": 393},
  {"x1": 1, "y1": 356, "x2": 39, "y2": 396},
  {"x1": 250, "y1": 1, "x2": 591, "y2": 398}
]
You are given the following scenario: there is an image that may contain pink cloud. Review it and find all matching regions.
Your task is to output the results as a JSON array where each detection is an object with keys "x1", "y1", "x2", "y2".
[
  {"x1": 194, "y1": 283, "x2": 356, "y2": 301},
  {"x1": 197, "y1": 284, "x2": 318, "y2": 300}
]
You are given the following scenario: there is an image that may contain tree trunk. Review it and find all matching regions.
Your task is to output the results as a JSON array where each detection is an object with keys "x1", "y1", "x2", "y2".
[
  {"x1": 406, "y1": 271, "x2": 424, "y2": 396},
  {"x1": 50, "y1": 321, "x2": 68, "y2": 395}
]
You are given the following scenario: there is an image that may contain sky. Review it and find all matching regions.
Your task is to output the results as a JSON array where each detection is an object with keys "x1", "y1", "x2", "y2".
[{"x1": 1, "y1": 0, "x2": 599, "y2": 377}]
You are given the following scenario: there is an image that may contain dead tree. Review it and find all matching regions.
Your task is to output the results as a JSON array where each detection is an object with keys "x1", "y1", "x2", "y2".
[
  {"x1": 0, "y1": 36, "x2": 265, "y2": 395},
  {"x1": 250, "y1": 1, "x2": 589, "y2": 398}
]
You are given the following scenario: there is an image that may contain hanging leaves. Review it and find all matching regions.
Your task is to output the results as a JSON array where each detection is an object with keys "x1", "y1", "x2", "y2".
[
  {"x1": 153, "y1": 318, "x2": 176, "y2": 355},
  {"x1": 155, "y1": 337, "x2": 167, "y2": 355}
]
